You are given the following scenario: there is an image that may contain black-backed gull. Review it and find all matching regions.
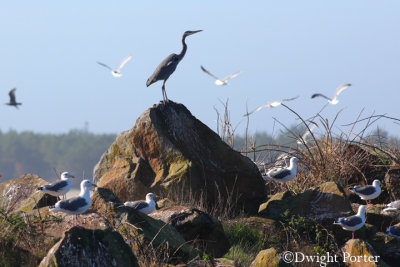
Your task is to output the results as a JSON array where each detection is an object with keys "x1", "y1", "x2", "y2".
[
  {"x1": 349, "y1": 180, "x2": 381, "y2": 205},
  {"x1": 124, "y1": 193, "x2": 156, "y2": 214},
  {"x1": 311, "y1": 83, "x2": 351, "y2": 105},
  {"x1": 38, "y1": 172, "x2": 75, "y2": 200},
  {"x1": 334, "y1": 205, "x2": 366, "y2": 239},
  {"x1": 263, "y1": 157, "x2": 299, "y2": 190}
]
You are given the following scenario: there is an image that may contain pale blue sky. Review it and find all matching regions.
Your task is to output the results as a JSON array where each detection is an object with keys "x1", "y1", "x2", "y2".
[{"x1": 1, "y1": 1, "x2": 399, "y2": 138}]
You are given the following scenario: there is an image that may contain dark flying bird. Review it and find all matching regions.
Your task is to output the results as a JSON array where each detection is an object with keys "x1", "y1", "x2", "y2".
[
  {"x1": 5, "y1": 88, "x2": 22, "y2": 108},
  {"x1": 97, "y1": 55, "x2": 132, "y2": 77},
  {"x1": 49, "y1": 180, "x2": 97, "y2": 226},
  {"x1": 200, "y1": 65, "x2": 241, "y2": 86},
  {"x1": 146, "y1": 30, "x2": 202, "y2": 102},
  {"x1": 334, "y1": 205, "x2": 365, "y2": 239},
  {"x1": 124, "y1": 193, "x2": 156, "y2": 214},
  {"x1": 311, "y1": 83, "x2": 351, "y2": 104}
]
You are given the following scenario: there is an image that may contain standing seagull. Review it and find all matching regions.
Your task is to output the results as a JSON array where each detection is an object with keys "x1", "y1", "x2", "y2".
[
  {"x1": 334, "y1": 205, "x2": 366, "y2": 239},
  {"x1": 5, "y1": 88, "x2": 22, "y2": 108},
  {"x1": 349, "y1": 180, "x2": 381, "y2": 205},
  {"x1": 97, "y1": 55, "x2": 132, "y2": 77},
  {"x1": 37, "y1": 172, "x2": 75, "y2": 200},
  {"x1": 49, "y1": 180, "x2": 97, "y2": 226},
  {"x1": 386, "y1": 226, "x2": 400, "y2": 239},
  {"x1": 263, "y1": 157, "x2": 299, "y2": 190},
  {"x1": 200, "y1": 65, "x2": 241, "y2": 86},
  {"x1": 245, "y1": 96, "x2": 299, "y2": 116},
  {"x1": 311, "y1": 83, "x2": 351, "y2": 104},
  {"x1": 146, "y1": 30, "x2": 202, "y2": 102},
  {"x1": 124, "y1": 193, "x2": 156, "y2": 214}
]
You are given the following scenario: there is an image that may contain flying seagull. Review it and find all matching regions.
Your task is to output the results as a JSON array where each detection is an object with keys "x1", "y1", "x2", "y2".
[
  {"x1": 311, "y1": 83, "x2": 351, "y2": 104},
  {"x1": 297, "y1": 124, "x2": 317, "y2": 145},
  {"x1": 349, "y1": 179, "x2": 381, "y2": 205},
  {"x1": 124, "y1": 193, "x2": 156, "y2": 214},
  {"x1": 49, "y1": 180, "x2": 97, "y2": 226},
  {"x1": 146, "y1": 30, "x2": 202, "y2": 102},
  {"x1": 200, "y1": 65, "x2": 241, "y2": 86},
  {"x1": 245, "y1": 96, "x2": 299, "y2": 116},
  {"x1": 5, "y1": 88, "x2": 22, "y2": 108},
  {"x1": 262, "y1": 157, "x2": 299, "y2": 190},
  {"x1": 334, "y1": 205, "x2": 365, "y2": 239},
  {"x1": 97, "y1": 55, "x2": 132, "y2": 77},
  {"x1": 37, "y1": 172, "x2": 75, "y2": 200}
]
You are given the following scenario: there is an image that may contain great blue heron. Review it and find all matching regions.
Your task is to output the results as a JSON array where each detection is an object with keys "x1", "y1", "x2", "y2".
[
  {"x1": 5, "y1": 88, "x2": 22, "y2": 108},
  {"x1": 311, "y1": 83, "x2": 351, "y2": 104},
  {"x1": 97, "y1": 55, "x2": 132, "y2": 77},
  {"x1": 146, "y1": 30, "x2": 202, "y2": 102},
  {"x1": 200, "y1": 65, "x2": 242, "y2": 86}
]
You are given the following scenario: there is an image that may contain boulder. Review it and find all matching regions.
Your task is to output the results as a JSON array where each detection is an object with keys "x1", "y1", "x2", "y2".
[
  {"x1": 259, "y1": 182, "x2": 352, "y2": 221},
  {"x1": 149, "y1": 206, "x2": 230, "y2": 257},
  {"x1": 341, "y1": 239, "x2": 389, "y2": 267},
  {"x1": 93, "y1": 101, "x2": 265, "y2": 214},
  {"x1": 250, "y1": 248, "x2": 291, "y2": 267},
  {"x1": 39, "y1": 226, "x2": 139, "y2": 267},
  {"x1": 0, "y1": 174, "x2": 57, "y2": 213},
  {"x1": 384, "y1": 166, "x2": 400, "y2": 200}
]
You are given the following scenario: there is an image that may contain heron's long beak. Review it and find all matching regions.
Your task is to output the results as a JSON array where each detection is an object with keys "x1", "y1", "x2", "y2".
[{"x1": 188, "y1": 30, "x2": 203, "y2": 35}]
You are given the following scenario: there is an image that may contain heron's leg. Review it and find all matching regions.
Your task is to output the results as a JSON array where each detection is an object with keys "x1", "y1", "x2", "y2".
[{"x1": 162, "y1": 80, "x2": 168, "y2": 102}]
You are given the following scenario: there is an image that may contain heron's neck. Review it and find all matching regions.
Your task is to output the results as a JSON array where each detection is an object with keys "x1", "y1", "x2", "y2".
[{"x1": 178, "y1": 35, "x2": 188, "y2": 59}]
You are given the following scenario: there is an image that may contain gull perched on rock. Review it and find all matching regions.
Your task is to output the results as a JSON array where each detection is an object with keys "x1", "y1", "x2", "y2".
[
  {"x1": 37, "y1": 172, "x2": 75, "y2": 200},
  {"x1": 97, "y1": 55, "x2": 132, "y2": 77},
  {"x1": 311, "y1": 83, "x2": 351, "y2": 105},
  {"x1": 349, "y1": 180, "x2": 381, "y2": 205},
  {"x1": 5, "y1": 88, "x2": 22, "y2": 109},
  {"x1": 124, "y1": 193, "x2": 156, "y2": 214},
  {"x1": 263, "y1": 157, "x2": 299, "y2": 189},
  {"x1": 49, "y1": 180, "x2": 97, "y2": 226},
  {"x1": 386, "y1": 226, "x2": 400, "y2": 239},
  {"x1": 334, "y1": 205, "x2": 365, "y2": 239},
  {"x1": 200, "y1": 65, "x2": 241, "y2": 86},
  {"x1": 382, "y1": 200, "x2": 400, "y2": 212},
  {"x1": 246, "y1": 96, "x2": 299, "y2": 116}
]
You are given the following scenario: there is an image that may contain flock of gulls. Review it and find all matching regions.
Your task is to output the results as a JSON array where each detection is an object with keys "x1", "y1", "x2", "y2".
[
  {"x1": 35, "y1": 171, "x2": 155, "y2": 226},
  {"x1": 3, "y1": 29, "x2": 398, "y2": 243},
  {"x1": 262, "y1": 156, "x2": 400, "y2": 240}
]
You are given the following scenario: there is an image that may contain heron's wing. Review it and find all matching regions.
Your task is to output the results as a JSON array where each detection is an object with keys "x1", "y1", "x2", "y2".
[
  {"x1": 333, "y1": 83, "x2": 351, "y2": 98},
  {"x1": 282, "y1": 95, "x2": 299, "y2": 102},
  {"x1": 221, "y1": 71, "x2": 242, "y2": 82},
  {"x1": 97, "y1": 62, "x2": 113, "y2": 71},
  {"x1": 200, "y1": 66, "x2": 219, "y2": 80},
  {"x1": 116, "y1": 55, "x2": 132, "y2": 71},
  {"x1": 311, "y1": 93, "x2": 331, "y2": 101},
  {"x1": 9, "y1": 88, "x2": 16, "y2": 103}
]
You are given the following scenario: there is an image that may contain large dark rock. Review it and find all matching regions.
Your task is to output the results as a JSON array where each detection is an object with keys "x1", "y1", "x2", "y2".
[
  {"x1": 0, "y1": 174, "x2": 57, "y2": 213},
  {"x1": 149, "y1": 205, "x2": 230, "y2": 258},
  {"x1": 384, "y1": 166, "x2": 400, "y2": 200},
  {"x1": 93, "y1": 101, "x2": 265, "y2": 214},
  {"x1": 258, "y1": 182, "x2": 352, "y2": 221},
  {"x1": 39, "y1": 226, "x2": 139, "y2": 267}
]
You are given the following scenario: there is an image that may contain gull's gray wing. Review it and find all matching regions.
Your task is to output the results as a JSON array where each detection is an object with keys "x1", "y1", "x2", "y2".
[
  {"x1": 333, "y1": 83, "x2": 351, "y2": 98},
  {"x1": 58, "y1": 197, "x2": 88, "y2": 211},
  {"x1": 97, "y1": 61, "x2": 113, "y2": 71},
  {"x1": 388, "y1": 226, "x2": 400, "y2": 236},
  {"x1": 352, "y1": 185, "x2": 376, "y2": 195},
  {"x1": 116, "y1": 55, "x2": 132, "y2": 71},
  {"x1": 338, "y1": 215, "x2": 362, "y2": 226},
  {"x1": 282, "y1": 95, "x2": 300, "y2": 102},
  {"x1": 200, "y1": 65, "x2": 219, "y2": 80},
  {"x1": 125, "y1": 201, "x2": 148, "y2": 211},
  {"x1": 311, "y1": 93, "x2": 331, "y2": 100},
  {"x1": 42, "y1": 180, "x2": 68, "y2": 192},
  {"x1": 268, "y1": 168, "x2": 292, "y2": 179},
  {"x1": 221, "y1": 71, "x2": 242, "y2": 82}
]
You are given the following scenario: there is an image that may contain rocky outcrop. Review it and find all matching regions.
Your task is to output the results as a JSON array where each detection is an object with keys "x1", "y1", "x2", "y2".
[
  {"x1": 39, "y1": 226, "x2": 139, "y2": 267},
  {"x1": 259, "y1": 182, "x2": 352, "y2": 221},
  {"x1": 149, "y1": 205, "x2": 230, "y2": 257},
  {"x1": 384, "y1": 166, "x2": 400, "y2": 200},
  {"x1": 0, "y1": 174, "x2": 57, "y2": 213},
  {"x1": 250, "y1": 248, "x2": 291, "y2": 267},
  {"x1": 93, "y1": 101, "x2": 265, "y2": 214},
  {"x1": 342, "y1": 239, "x2": 389, "y2": 267}
]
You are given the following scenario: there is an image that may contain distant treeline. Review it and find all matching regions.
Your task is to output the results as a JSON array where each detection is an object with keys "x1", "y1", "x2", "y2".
[{"x1": 0, "y1": 129, "x2": 116, "y2": 182}]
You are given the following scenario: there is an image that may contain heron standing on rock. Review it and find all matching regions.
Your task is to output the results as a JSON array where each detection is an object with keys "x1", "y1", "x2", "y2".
[{"x1": 146, "y1": 30, "x2": 202, "y2": 102}]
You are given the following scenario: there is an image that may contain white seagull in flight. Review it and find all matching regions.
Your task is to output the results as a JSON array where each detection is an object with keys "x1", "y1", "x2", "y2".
[
  {"x1": 97, "y1": 55, "x2": 132, "y2": 77},
  {"x1": 245, "y1": 96, "x2": 299, "y2": 116},
  {"x1": 311, "y1": 83, "x2": 351, "y2": 104},
  {"x1": 200, "y1": 65, "x2": 241, "y2": 86}
]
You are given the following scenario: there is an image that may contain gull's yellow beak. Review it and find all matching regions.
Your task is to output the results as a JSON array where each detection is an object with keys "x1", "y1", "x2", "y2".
[{"x1": 92, "y1": 183, "x2": 97, "y2": 187}]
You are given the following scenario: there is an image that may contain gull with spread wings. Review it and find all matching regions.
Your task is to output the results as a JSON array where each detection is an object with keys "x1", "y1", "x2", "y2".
[
  {"x1": 245, "y1": 96, "x2": 299, "y2": 116},
  {"x1": 311, "y1": 83, "x2": 351, "y2": 104},
  {"x1": 97, "y1": 55, "x2": 132, "y2": 77},
  {"x1": 200, "y1": 65, "x2": 241, "y2": 86}
]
